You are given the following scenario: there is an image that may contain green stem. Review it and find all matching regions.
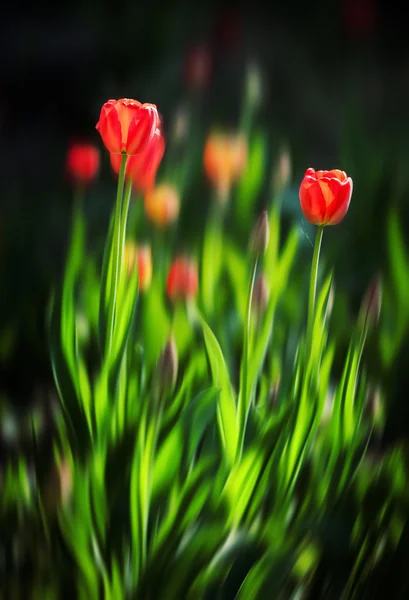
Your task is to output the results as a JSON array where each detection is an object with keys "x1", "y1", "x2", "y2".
[
  {"x1": 140, "y1": 391, "x2": 165, "y2": 576},
  {"x1": 107, "y1": 154, "x2": 128, "y2": 354},
  {"x1": 237, "y1": 256, "x2": 258, "y2": 460},
  {"x1": 306, "y1": 226, "x2": 324, "y2": 354},
  {"x1": 120, "y1": 177, "x2": 133, "y2": 247}
]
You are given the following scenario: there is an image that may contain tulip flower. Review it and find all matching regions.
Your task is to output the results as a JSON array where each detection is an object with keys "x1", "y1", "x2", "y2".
[
  {"x1": 166, "y1": 257, "x2": 198, "y2": 301},
  {"x1": 96, "y1": 98, "x2": 160, "y2": 156},
  {"x1": 144, "y1": 183, "x2": 180, "y2": 227},
  {"x1": 110, "y1": 129, "x2": 165, "y2": 193},
  {"x1": 66, "y1": 143, "x2": 100, "y2": 185},
  {"x1": 203, "y1": 132, "x2": 247, "y2": 201},
  {"x1": 184, "y1": 43, "x2": 212, "y2": 90},
  {"x1": 299, "y1": 168, "x2": 353, "y2": 226},
  {"x1": 123, "y1": 242, "x2": 152, "y2": 291}
]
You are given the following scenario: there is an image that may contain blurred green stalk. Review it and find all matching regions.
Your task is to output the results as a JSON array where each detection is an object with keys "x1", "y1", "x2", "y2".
[
  {"x1": 307, "y1": 226, "x2": 324, "y2": 353},
  {"x1": 107, "y1": 154, "x2": 128, "y2": 354}
]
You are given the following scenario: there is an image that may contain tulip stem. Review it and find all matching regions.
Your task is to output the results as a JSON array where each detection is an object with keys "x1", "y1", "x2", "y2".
[
  {"x1": 107, "y1": 154, "x2": 128, "y2": 354},
  {"x1": 307, "y1": 225, "x2": 324, "y2": 354},
  {"x1": 237, "y1": 255, "x2": 258, "y2": 461}
]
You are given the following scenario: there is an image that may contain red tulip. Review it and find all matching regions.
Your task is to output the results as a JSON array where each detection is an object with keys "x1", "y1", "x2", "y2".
[
  {"x1": 166, "y1": 257, "x2": 198, "y2": 301},
  {"x1": 184, "y1": 43, "x2": 212, "y2": 90},
  {"x1": 66, "y1": 143, "x2": 100, "y2": 185},
  {"x1": 96, "y1": 98, "x2": 160, "y2": 156},
  {"x1": 110, "y1": 129, "x2": 165, "y2": 193},
  {"x1": 299, "y1": 168, "x2": 353, "y2": 226},
  {"x1": 342, "y1": 0, "x2": 377, "y2": 39}
]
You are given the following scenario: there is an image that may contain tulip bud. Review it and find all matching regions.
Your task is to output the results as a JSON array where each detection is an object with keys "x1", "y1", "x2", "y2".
[
  {"x1": 184, "y1": 43, "x2": 212, "y2": 90},
  {"x1": 249, "y1": 211, "x2": 270, "y2": 255},
  {"x1": 325, "y1": 283, "x2": 335, "y2": 322},
  {"x1": 363, "y1": 386, "x2": 381, "y2": 420},
  {"x1": 43, "y1": 457, "x2": 73, "y2": 514},
  {"x1": 273, "y1": 146, "x2": 291, "y2": 193},
  {"x1": 268, "y1": 378, "x2": 280, "y2": 408},
  {"x1": 252, "y1": 273, "x2": 270, "y2": 317},
  {"x1": 360, "y1": 276, "x2": 382, "y2": 331},
  {"x1": 172, "y1": 105, "x2": 190, "y2": 144},
  {"x1": 157, "y1": 335, "x2": 179, "y2": 392},
  {"x1": 246, "y1": 61, "x2": 262, "y2": 108}
]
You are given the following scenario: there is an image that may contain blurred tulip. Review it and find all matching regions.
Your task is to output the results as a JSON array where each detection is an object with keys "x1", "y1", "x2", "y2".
[
  {"x1": 249, "y1": 211, "x2": 270, "y2": 256},
  {"x1": 184, "y1": 43, "x2": 212, "y2": 90},
  {"x1": 96, "y1": 98, "x2": 160, "y2": 155},
  {"x1": 246, "y1": 61, "x2": 263, "y2": 108},
  {"x1": 252, "y1": 273, "x2": 270, "y2": 317},
  {"x1": 157, "y1": 334, "x2": 179, "y2": 392},
  {"x1": 299, "y1": 168, "x2": 353, "y2": 226},
  {"x1": 342, "y1": 0, "x2": 377, "y2": 39},
  {"x1": 204, "y1": 132, "x2": 247, "y2": 201},
  {"x1": 360, "y1": 276, "x2": 382, "y2": 330},
  {"x1": 171, "y1": 105, "x2": 190, "y2": 144},
  {"x1": 273, "y1": 146, "x2": 291, "y2": 193},
  {"x1": 166, "y1": 257, "x2": 198, "y2": 302},
  {"x1": 66, "y1": 143, "x2": 100, "y2": 185},
  {"x1": 144, "y1": 183, "x2": 180, "y2": 227},
  {"x1": 123, "y1": 242, "x2": 152, "y2": 291},
  {"x1": 43, "y1": 457, "x2": 72, "y2": 514},
  {"x1": 110, "y1": 129, "x2": 165, "y2": 193}
]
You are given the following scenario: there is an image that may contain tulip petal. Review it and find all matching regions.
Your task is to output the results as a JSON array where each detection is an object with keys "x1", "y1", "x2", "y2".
[
  {"x1": 97, "y1": 103, "x2": 122, "y2": 154},
  {"x1": 327, "y1": 178, "x2": 353, "y2": 224},
  {"x1": 126, "y1": 106, "x2": 158, "y2": 155},
  {"x1": 300, "y1": 179, "x2": 327, "y2": 224}
]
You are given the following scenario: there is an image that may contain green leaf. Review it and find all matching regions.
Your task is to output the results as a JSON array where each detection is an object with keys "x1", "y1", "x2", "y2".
[
  {"x1": 181, "y1": 386, "x2": 221, "y2": 465},
  {"x1": 248, "y1": 227, "x2": 299, "y2": 394},
  {"x1": 201, "y1": 205, "x2": 224, "y2": 315},
  {"x1": 199, "y1": 315, "x2": 238, "y2": 465},
  {"x1": 236, "y1": 132, "x2": 266, "y2": 226},
  {"x1": 387, "y1": 208, "x2": 409, "y2": 307}
]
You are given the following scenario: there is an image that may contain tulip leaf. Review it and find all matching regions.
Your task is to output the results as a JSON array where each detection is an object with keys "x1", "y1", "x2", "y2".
[{"x1": 199, "y1": 315, "x2": 238, "y2": 466}]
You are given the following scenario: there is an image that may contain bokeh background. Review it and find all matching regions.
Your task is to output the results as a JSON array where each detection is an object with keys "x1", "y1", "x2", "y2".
[{"x1": 1, "y1": 0, "x2": 409, "y2": 507}]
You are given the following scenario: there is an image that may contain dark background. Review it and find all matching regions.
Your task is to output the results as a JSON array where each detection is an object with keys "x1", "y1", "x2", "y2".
[{"x1": 1, "y1": 0, "x2": 409, "y2": 443}]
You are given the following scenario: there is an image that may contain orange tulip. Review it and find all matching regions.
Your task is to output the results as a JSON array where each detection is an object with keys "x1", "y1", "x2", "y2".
[
  {"x1": 110, "y1": 129, "x2": 165, "y2": 193},
  {"x1": 144, "y1": 183, "x2": 180, "y2": 227},
  {"x1": 299, "y1": 168, "x2": 353, "y2": 226},
  {"x1": 66, "y1": 143, "x2": 100, "y2": 185},
  {"x1": 96, "y1": 98, "x2": 160, "y2": 155},
  {"x1": 203, "y1": 132, "x2": 247, "y2": 199},
  {"x1": 123, "y1": 242, "x2": 152, "y2": 291},
  {"x1": 166, "y1": 257, "x2": 198, "y2": 301}
]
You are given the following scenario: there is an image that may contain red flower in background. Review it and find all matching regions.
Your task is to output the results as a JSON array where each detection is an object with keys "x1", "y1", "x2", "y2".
[
  {"x1": 212, "y1": 9, "x2": 242, "y2": 54},
  {"x1": 299, "y1": 168, "x2": 353, "y2": 226},
  {"x1": 184, "y1": 43, "x2": 212, "y2": 90},
  {"x1": 66, "y1": 143, "x2": 100, "y2": 185},
  {"x1": 342, "y1": 0, "x2": 377, "y2": 38},
  {"x1": 110, "y1": 128, "x2": 165, "y2": 193},
  {"x1": 96, "y1": 98, "x2": 160, "y2": 155},
  {"x1": 166, "y1": 257, "x2": 198, "y2": 301}
]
